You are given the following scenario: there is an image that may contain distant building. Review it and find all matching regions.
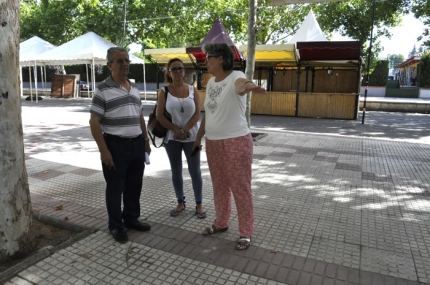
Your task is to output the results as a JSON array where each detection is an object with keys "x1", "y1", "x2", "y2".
[{"x1": 394, "y1": 52, "x2": 425, "y2": 87}]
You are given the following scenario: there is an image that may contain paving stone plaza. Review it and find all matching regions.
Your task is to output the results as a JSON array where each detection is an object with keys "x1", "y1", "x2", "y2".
[{"x1": 3, "y1": 97, "x2": 430, "y2": 285}]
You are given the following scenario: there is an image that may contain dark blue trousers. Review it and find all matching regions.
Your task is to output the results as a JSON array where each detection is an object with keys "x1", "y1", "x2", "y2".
[{"x1": 102, "y1": 134, "x2": 145, "y2": 230}]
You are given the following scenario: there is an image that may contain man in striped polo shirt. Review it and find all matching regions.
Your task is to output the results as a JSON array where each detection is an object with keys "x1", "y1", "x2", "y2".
[{"x1": 89, "y1": 47, "x2": 151, "y2": 243}]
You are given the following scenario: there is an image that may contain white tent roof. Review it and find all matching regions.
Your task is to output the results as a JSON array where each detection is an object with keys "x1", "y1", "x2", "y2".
[
  {"x1": 287, "y1": 10, "x2": 327, "y2": 44},
  {"x1": 35, "y1": 32, "x2": 144, "y2": 65},
  {"x1": 20, "y1": 36, "x2": 56, "y2": 65}
]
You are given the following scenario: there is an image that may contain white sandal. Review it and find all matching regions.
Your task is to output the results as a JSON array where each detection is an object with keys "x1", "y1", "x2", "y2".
[{"x1": 236, "y1": 237, "x2": 252, "y2": 250}]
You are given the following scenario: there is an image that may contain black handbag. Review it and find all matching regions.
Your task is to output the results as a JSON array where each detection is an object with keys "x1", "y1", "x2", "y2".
[{"x1": 147, "y1": 86, "x2": 172, "y2": 148}]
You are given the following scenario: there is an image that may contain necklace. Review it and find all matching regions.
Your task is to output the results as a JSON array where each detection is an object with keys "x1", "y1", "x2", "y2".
[{"x1": 172, "y1": 83, "x2": 185, "y2": 113}]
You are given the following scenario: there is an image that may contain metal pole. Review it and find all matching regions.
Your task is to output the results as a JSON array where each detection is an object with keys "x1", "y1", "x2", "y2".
[
  {"x1": 44, "y1": 66, "x2": 47, "y2": 94},
  {"x1": 29, "y1": 62, "x2": 33, "y2": 102},
  {"x1": 92, "y1": 58, "x2": 95, "y2": 98},
  {"x1": 20, "y1": 66, "x2": 23, "y2": 98},
  {"x1": 122, "y1": 0, "x2": 127, "y2": 47},
  {"x1": 34, "y1": 61, "x2": 38, "y2": 103},
  {"x1": 156, "y1": 63, "x2": 160, "y2": 90},
  {"x1": 86, "y1": 64, "x2": 89, "y2": 98},
  {"x1": 245, "y1": 0, "x2": 257, "y2": 128},
  {"x1": 362, "y1": 0, "x2": 376, "y2": 124}
]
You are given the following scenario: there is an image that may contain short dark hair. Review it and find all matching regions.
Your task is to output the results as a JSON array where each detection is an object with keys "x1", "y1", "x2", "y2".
[
  {"x1": 106, "y1": 47, "x2": 128, "y2": 62},
  {"x1": 202, "y1": 43, "x2": 234, "y2": 71},
  {"x1": 165, "y1": 58, "x2": 184, "y2": 83}
]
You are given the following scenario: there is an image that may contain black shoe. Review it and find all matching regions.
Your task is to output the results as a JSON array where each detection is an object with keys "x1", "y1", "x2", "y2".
[
  {"x1": 110, "y1": 228, "x2": 129, "y2": 243},
  {"x1": 125, "y1": 220, "x2": 151, "y2": 232}
]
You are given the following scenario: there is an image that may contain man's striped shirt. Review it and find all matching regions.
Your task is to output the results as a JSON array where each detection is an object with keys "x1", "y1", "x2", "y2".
[{"x1": 90, "y1": 76, "x2": 142, "y2": 137}]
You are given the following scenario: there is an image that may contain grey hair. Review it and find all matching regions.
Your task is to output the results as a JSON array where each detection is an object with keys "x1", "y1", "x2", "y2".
[
  {"x1": 202, "y1": 43, "x2": 234, "y2": 71},
  {"x1": 106, "y1": 47, "x2": 128, "y2": 62}
]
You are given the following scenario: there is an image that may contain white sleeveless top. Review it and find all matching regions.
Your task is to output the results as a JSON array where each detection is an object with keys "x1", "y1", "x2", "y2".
[{"x1": 165, "y1": 85, "x2": 199, "y2": 143}]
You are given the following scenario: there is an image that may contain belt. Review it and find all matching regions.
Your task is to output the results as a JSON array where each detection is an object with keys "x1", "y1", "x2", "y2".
[{"x1": 104, "y1": 133, "x2": 142, "y2": 141}]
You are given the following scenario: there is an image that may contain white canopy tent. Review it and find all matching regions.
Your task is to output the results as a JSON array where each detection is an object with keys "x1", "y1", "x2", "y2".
[
  {"x1": 35, "y1": 32, "x2": 145, "y2": 99},
  {"x1": 19, "y1": 36, "x2": 56, "y2": 102},
  {"x1": 245, "y1": 0, "x2": 349, "y2": 98},
  {"x1": 239, "y1": 11, "x2": 326, "y2": 65},
  {"x1": 287, "y1": 10, "x2": 327, "y2": 45}
]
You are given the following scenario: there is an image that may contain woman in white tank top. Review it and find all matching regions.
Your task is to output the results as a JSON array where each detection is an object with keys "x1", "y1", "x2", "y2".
[{"x1": 156, "y1": 58, "x2": 206, "y2": 219}]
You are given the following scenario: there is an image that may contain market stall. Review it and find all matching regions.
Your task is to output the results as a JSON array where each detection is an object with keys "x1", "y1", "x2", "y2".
[
  {"x1": 238, "y1": 10, "x2": 362, "y2": 119},
  {"x1": 238, "y1": 41, "x2": 362, "y2": 119}
]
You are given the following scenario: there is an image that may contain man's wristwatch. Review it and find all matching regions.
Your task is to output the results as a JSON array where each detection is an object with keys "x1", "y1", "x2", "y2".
[
  {"x1": 144, "y1": 137, "x2": 149, "y2": 141},
  {"x1": 180, "y1": 129, "x2": 185, "y2": 134}
]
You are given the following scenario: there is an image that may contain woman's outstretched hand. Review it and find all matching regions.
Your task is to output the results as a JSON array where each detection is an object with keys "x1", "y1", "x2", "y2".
[{"x1": 237, "y1": 81, "x2": 267, "y2": 96}]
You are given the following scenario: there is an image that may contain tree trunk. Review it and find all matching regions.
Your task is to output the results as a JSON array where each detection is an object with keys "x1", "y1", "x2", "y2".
[
  {"x1": 0, "y1": 0, "x2": 33, "y2": 262},
  {"x1": 245, "y1": 0, "x2": 257, "y2": 127}
]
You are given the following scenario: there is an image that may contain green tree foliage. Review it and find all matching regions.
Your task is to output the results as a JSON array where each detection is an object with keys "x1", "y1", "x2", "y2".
[
  {"x1": 408, "y1": 44, "x2": 417, "y2": 58},
  {"x1": 362, "y1": 60, "x2": 388, "y2": 86},
  {"x1": 312, "y1": 0, "x2": 411, "y2": 72},
  {"x1": 20, "y1": 0, "x2": 415, "y2": 59},
  {"x1": 20, "y1": 0, "x2": 249, "y2": 48},
  {"x1": 411, "y1": 0, "x2": 430, "y2": 48},
  {"x1": 418, "y1": 52, "x2": 430, "y2": 88},
  {"x1": 255, "y1": 3, "x2": 311, "y2": 44},
  {"x1": 125, "y1": 0, "x2": 248, "y2": 48},
  {"x1": 20, "y1": 0, "x2": 100, "y2": 45},
  {"x1": 389, "y1": 54, "x2": 405, "y2": 69}
]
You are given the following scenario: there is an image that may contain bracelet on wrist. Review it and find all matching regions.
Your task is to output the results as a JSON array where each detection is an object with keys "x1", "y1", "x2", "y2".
[
  {"x1": 144, "y1": 137, "x2": 149, "y2": 141},
  {"x1": 180, "y1": 128, "x2": 185, "y2": 134}
]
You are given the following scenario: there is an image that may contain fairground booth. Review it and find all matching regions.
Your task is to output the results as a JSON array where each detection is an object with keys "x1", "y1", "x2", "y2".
[
  {"x1": 241, "y1": 41, "x2": 362, "y2": 119},
  {"x1": 144, "y1": 12, "x2": 363, "y2": 120}
]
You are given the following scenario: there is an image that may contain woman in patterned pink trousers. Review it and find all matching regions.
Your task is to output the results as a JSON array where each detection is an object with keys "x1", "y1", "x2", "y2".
[{"x1": 192, "y1": 42, "x2": 267, "y2": 250}]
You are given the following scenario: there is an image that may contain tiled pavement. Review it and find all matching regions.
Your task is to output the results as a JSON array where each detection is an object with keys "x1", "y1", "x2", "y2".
[{"x1": 4, "y1": 98, "x2": 430, "y2": 285}]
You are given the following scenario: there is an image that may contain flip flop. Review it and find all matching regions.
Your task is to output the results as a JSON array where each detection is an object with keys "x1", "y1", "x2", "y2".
[
  {"x1": 170, "y1": 207, "x2": 185, "y2": 217},
  {"x1": 195, "y1": 206, "x2": 207, "y2": 219},
  {"x1": 202, "y1": 225, "x2": 228, "y2": 235},
  {"x1": 236, "y1": 237, "x2": 252, "y2": 250},
  {"x1": 170, "y1": 202, "x2": 185, "y2": 217}
]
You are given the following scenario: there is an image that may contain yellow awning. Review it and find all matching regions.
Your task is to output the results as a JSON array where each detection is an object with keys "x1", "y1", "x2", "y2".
[
  {"x1": 238, "y1": 44, "x2": 298, "y2": 62},
  {"x1": 146, "y1": 45, "x2": 298, "y2": 64},
  {"x1": 144, "y1": 48, "x2": 195, "y2": 64}
]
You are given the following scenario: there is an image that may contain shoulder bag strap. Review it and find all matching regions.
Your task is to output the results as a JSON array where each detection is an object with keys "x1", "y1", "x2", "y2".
[
  {"x1": 148, "y1": 107, "x2": 163, "y2": 148},
  {"x1": 148, "y1": 131, "x2": 165, "y2": 148},
  {"x1": 149, "y1": 86, "x2": 169, "y2": 148},
  {"x1": 164, "y1": 86, "x2": 168, "y2": 101}
]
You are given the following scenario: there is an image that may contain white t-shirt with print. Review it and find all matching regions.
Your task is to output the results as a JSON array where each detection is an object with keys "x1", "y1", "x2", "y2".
[{"x1": 204, "y1": 70, "x2": 250, "y2": 140}]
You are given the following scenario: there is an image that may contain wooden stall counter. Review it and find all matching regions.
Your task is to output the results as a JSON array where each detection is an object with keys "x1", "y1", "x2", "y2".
[
  {"x1": 251, "y1": 91, "x2": 296, "y2": 116},
  {"x1": 198, "y1": 90, "x2": 296, "y2": 116},
  {"x1": 197, "y1": 90, "x2": 359, "y2": 120},
  {"x1": 297, "y1": 92, "x2": 359, "y2": 120}
]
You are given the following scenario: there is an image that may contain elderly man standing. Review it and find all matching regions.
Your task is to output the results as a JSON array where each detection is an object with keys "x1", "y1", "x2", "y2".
[{"x1": 89, "y1": 47, "x2": 151, "y2": 243}]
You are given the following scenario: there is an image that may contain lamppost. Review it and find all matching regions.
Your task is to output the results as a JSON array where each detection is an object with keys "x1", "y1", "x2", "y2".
[
  {"x1": 387, "y1": 54, "x2": 391, "y2": 77},
  {"x1": 121, "y1": 0, "x2": 127, "y2": 47},
  {"x1": 362, "y1": 0, "x2": 377, "y2": 124}
]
